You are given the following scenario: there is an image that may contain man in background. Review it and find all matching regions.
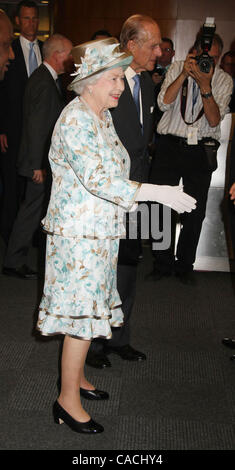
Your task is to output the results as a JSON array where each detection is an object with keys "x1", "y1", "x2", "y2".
[
  {"x1": 0, "y1": 9, "x2": 14, "y2": 80},
  {"x1": 0, "y1": 0, "x2": 42, "y2": 245},
  {"x1": 150, "y1": 38, "x2": 175, "y2": 142},
  {"x1": 2, "y1": 34, "x2": 72, "y2": 279},
  {"x1": 151, "y1": 37, "x2": 175, "y2": 88},
  {"x1": 148, "y1": 32, "x2": 233, "y2": 285},
  {"x1": 220, "y1": 50, "x2": 235, "y2": 112}
]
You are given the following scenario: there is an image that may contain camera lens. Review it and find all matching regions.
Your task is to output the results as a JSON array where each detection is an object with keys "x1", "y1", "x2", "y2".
[{"x1": 199, "y1": 59, "x2": 211, "y2": 73}]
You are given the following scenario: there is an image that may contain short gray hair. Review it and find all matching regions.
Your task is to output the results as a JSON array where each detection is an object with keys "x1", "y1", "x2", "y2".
[
  {"x1": 120, "y1": 14, "x2": 157, "y2": 50},
  {"x1": 72, "y1": 71, "x2": 105, "y2": 95},
  {"x1": 42, "y1": 34, "x2": 69, "y2": 60}
]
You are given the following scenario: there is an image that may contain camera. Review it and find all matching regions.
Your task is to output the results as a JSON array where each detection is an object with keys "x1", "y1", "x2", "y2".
[
  {"x1": 152, "y1": 64, "x2": 166, "y2": 77},
  {"x1": 195, "y1": 17, "x2": 216, "y2": 73}
]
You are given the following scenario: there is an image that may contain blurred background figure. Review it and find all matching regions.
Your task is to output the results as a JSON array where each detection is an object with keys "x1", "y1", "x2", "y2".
[
  {"x1": 0, "y1": 9, "x2": 14, "y2": 198},
  {"x1": 151, "y1": 37, "x2": 175, "y2": 88},
  {"x1": 220, "y1": 50, "x2": 235, "y2": 112},
  {"x1": 2, "y1": 34, "x2": 72, "y2": 280},
  {"x1": 0, "y1": 9, "x2": 14, "y2": 80},
  {"x1": 91, "y1": 29, "x2": 111, "y2": 40},
  {"x1": 150, "y1": 38, "x2": 175, "y2": 143},
  {"x1": 0, "y1": 1, "x2": 42, "y2": 246}
]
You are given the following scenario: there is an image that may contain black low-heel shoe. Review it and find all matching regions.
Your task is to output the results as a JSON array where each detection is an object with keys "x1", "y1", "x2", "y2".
[{"x1": 53, "y1": 400, "x2": 104, "y2": 434}]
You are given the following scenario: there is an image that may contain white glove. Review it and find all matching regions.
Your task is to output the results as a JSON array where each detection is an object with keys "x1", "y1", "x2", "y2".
[{"x1": 135, "y1": 184, "x2": 196, "y2": 214}]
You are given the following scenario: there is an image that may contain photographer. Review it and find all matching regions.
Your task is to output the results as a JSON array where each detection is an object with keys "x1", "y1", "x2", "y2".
[
  {"x1": 151, "y1": 38, "x2": 175, "y2": 88},
  {"x1": 148, "y1": 28, "x2": 233, "y2": 285},
  {"x1": 151, "y1": 38, "x2": 175, "y2": 130}
]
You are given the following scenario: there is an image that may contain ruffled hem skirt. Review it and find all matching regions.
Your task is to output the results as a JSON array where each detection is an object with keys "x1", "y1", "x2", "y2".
[{"x1": 36, "y1": 235, "x2": 123, "y2": 340}]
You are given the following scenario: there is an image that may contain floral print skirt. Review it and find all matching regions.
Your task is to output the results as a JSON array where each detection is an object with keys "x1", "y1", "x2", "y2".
[{"x1": 36, "y1": 235, "x2": 123, "y2": 340}]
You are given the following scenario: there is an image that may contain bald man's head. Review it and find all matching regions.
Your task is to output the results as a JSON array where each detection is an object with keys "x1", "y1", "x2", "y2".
[{"x1": 0, "y1": 10, "x2": 14, "y2": 80}]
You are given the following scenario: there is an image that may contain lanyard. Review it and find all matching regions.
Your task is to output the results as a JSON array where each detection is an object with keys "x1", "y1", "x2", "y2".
[{"x1": 181, "y1": 78, "x2": 204, "y2": 125}]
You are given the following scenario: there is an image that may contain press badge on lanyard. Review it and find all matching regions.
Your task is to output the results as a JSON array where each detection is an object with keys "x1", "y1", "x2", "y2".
[
  {"x1": 181, "y1": 78, "x2": 203, "y2": 146},
  {"x1": 187, "y1": 127, "x2": 198, "y2": 145}
]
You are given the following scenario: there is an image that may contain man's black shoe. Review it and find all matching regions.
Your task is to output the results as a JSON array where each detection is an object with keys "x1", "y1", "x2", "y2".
[
  {"x1": 175, "y1": 271, "x2": 196, "y2": 285},
  {"x1": 230, "y1": 355, "x2": 235, "y2": 361},
  {"x1": 105, "y1": 344, "x2": 146, "y2": 361},
  {"x1": 2, "y1": 264, "x2": 38, "y2": 280},
  {"x1": 85, "y1": 351, "x2": 111, "y2": 369},
  {"x1": 145, "y1": 269, "x2": 171, "y2": 281},
  {"x1": 222, "y1": 338, "x2": 235, "y2": 349},
  {"x1": 80, "y1": 388, "x2": 109, "y2": 400}
]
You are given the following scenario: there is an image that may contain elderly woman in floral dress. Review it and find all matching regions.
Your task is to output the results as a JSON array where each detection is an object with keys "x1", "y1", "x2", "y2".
[{"x1": 36, "y1": 38, "x2": 196, "y2": 434}]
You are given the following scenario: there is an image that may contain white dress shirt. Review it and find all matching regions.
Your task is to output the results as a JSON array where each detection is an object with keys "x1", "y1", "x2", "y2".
[
  {"x1": 20, "y1": 35, "x2": 42, "y2": 77},
  {"x1": 43, "y1": 61, "x2": 58, "y2": 81}
]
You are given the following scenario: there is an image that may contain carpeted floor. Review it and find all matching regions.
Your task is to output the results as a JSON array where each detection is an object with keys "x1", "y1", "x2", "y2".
[{"x1": 0, "y1": 240, "x2": 235, "y2": 451}]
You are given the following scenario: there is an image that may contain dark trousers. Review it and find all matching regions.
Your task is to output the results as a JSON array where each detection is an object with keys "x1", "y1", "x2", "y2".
[
  {"x1": 3, "y1": 176, "x2": 50, "y2": 269},
  {"x1": 149, "y1": 134, "x2": 212, "y2": 273},
  {"x1": 0, "y1": 146, "x2": 26, "y2": 244}
]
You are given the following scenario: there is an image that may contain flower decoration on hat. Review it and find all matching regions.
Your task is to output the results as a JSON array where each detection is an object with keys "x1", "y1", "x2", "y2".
[{"x1": 71, "y1": 42, "x2": 123, "y2": 79}]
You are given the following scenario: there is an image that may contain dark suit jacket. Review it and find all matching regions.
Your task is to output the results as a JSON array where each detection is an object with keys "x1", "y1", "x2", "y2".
[
  {"x1": 111, "y1": 71, "x2": 156, "y2": 265},
  {"x1": 230, "y1": 126, "x2": 235, "y2": 184},
  {"x1": 0, "y1": 37, "x2": 43, "y2": 153},
  {"x1": 111, "y1": 71, "x2": 156, "y2": 183},
  {"x1": 18, "y1": 63, "x2": 65, "y2": 178}
]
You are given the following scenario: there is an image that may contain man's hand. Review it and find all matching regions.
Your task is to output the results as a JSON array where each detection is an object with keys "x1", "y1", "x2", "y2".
[
  {"x1": 182, "y1": 53, "x2": 220, "y2": 127},
  {"x1": 32, "y1": 169, "x2": 46, "y2": 184},
  {"x1": 182, "y1": 54, "x2": 194, "y2": 78},
  {"x1": 0, "y1": 134, "x2": 8, "y2": 153},
  {"x1": 229, "y1": 183, "x2": 235, "y2": 204},
  {"x1": 187, "y1": 54, "x2": 214, "y2": 91}
]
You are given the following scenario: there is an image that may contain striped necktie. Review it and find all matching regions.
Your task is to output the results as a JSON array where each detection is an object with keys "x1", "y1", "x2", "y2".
[{"x1": 29, "y1": 42, "x2": 38, "y2": 75}]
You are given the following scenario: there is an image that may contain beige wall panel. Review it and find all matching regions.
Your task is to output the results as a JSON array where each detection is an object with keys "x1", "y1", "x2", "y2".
[
  {"x1": 152, "y1": 0, "x2": 178, "y2": 19},
  {"x1": 85, "y1": 20, "x2": 107, "y2": 41},
  {"x1": 103, "y1": 0, "x2": 122, "y2": 19},
  {"x1": 120, "y1": 0, "x2": 154, "y2": 19},
  {"x1": 52, "y1": 0, "x2": 235, "y2": 55},
  {"x1": 82, "y1": 0, "x2": 105, "y2": 18},
  {"x1": 215, "y1": 21, "x2": 235, "y2": 53},
  {"x1": 174, "y1": 20, "x2": 199, "y2": 59},
  {"x1": 102, "y1": 19, "x2": 124, "y2": 39},
  {"x1": 178, "y1": 0, "x2": 235, "y2": 21},
  {"x1": 61, "y1": 0, "x2": 80, "y2": 18},
  {"x1": 157, "y1": 19, "x2": 177, "y2": 42},
  {"x1": 53, "y1": 20, "x2": 76, "y2": 42},
  {"x1": 175, "y1": 19, "x2": 235, "y2": 61}
]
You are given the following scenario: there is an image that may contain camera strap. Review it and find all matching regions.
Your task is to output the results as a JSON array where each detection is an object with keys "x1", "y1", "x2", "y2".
[{"x1": 181, "y1": 78, "x2": 204, "y2": 125}]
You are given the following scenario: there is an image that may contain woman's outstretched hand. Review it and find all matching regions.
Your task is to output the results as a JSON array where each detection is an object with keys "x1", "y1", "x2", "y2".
[{"x1": 135, "y1": 183, "x2": 197, "y2": 213}]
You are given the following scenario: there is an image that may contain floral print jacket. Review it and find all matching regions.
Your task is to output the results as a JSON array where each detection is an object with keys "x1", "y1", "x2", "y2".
[{"x1": 42, "y1": 97, "x2": 140, "y2": 239}]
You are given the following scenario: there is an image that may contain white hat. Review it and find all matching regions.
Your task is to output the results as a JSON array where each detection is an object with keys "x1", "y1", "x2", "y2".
[{"x1": 68, "y1": 37, "x2": 132, "y2": 90}]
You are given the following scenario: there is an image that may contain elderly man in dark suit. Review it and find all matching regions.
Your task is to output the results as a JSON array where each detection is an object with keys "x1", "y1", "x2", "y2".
[
  {"x1": 0, "y1": 1, "x2": 42, "y2": 245},
  {"x1": 86, "y1": 14, "x2": 162, "y2": 368},
  {"x1": 2, "y1": 34, "x2": 72, "y2": 279}
]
